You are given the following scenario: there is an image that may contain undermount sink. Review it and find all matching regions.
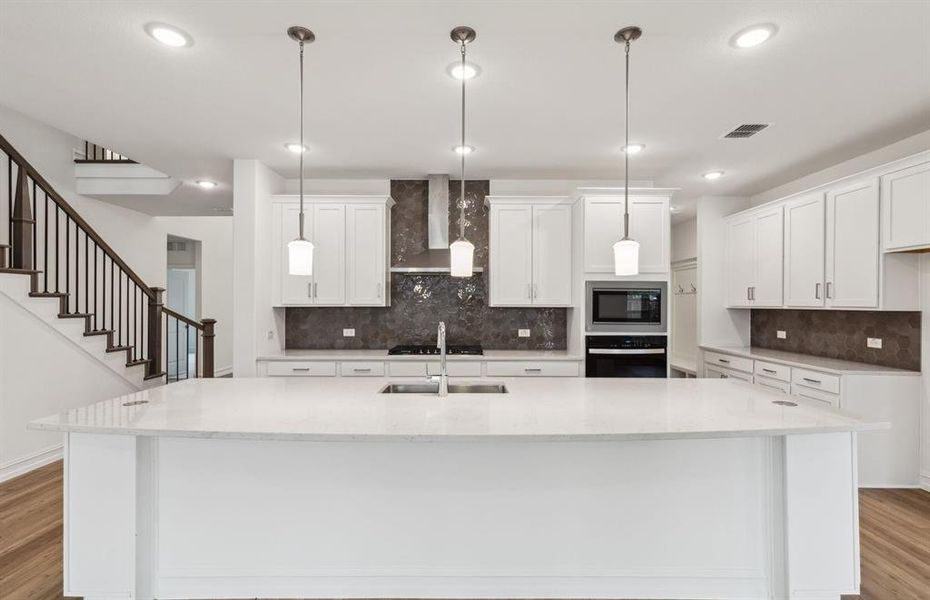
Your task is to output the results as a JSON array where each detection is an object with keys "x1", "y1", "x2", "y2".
[{"x1": 379, "y1": 382, "x2": 509, "y2": 394}]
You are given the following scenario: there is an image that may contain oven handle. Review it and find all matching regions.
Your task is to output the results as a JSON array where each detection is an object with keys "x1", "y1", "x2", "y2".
[{"x1": 588, "y1": 348, "x2": 666, "y2": 355}]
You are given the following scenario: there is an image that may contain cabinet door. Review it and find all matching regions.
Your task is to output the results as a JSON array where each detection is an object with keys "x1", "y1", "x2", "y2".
[
  {"x1": 583, "y1": 197, "x2": 623, "y2": 272},
  {"x1": 628, "y1": 196, "x2": 669, "y2": 273},
  {"x1": 726, "y1": 216, "x2": 755, "y2": 307},
  {"x1": 826, "y1": 179, "x2": 879, "y2": 308},
  {"x1": 280, "y1": 205, "x2": 314, "y2": 305},
  {"x1": 531, "y1": 204, "x2": 572, "y2": 305},
  {"x1": 784, "y1": 194, "x2": 825, "y2": 307},
  {"x1": 489, "y1": 205, "x2": 533, "y2": 305},
  {"x1": 882, "y1": 161, "x2": 930, "y2": 251},
  {"x1": 753, "y1": 206, "x2": 784, "y2": 307},
  {"x1": 346, "y1": 204, "x2": 386, "y2": 306},
  {"x1": 311, "y1": 204, "x2": 346, "y2": 305}
]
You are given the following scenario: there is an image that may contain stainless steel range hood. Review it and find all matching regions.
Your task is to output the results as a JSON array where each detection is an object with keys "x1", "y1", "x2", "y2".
[{"x1": 390, "y1": 174, "x2": 482, "y2": 273}]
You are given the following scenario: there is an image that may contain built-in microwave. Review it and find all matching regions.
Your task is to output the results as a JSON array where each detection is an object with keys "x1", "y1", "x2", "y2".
[{"x1": 585, "y1": 281, "x2": 667, "y2": 333}]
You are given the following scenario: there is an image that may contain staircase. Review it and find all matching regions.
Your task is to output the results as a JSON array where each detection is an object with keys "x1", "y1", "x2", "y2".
[{"x1": 0, "y1": 133, "x2": 215, "y2": 386}]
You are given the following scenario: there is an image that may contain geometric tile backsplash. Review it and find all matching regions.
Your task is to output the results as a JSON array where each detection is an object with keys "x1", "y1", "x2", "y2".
[
  {"x1": 750, "y1": 309, "x2": 920, "y2": 370},
  {"x1": 285, "y1": 180, "x2": 568, "y2": 350}
]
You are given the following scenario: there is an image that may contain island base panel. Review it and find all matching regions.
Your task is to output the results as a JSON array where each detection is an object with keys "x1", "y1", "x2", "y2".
[{"x1": 63, "y1": 432, "x2": 860, "y2": 600}]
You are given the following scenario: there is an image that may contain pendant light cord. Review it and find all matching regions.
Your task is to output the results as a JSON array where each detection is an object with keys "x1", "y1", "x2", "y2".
[
  {"x1": 298, "y1": 39, "x2": 306, "y2": 240},
  {"x1": 459, "y1": 41, "x2": 467, "y2": 240},
  {"x1": 622, "y1": 38, "x2": 631, "y2": 241}
]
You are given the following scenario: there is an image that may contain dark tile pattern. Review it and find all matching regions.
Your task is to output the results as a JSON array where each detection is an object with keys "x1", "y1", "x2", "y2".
[
  {"x1": 286, "y1": 273, "x2": 567, "y2": 350},
  {"x1": 750, "y1": 310, "x2": 920, "y2": 371},
  {"x1": 287, "y1": 179, "x2": 566, "y2": 350}
]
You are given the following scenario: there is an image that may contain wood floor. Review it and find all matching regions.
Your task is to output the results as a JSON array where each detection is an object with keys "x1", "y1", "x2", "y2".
[{"x1": 1, "y1": 461, "x2": 928, "y2": 600}]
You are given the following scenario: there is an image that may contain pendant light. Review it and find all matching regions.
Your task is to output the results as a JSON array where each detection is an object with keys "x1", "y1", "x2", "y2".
[
  {"x1": 287, "y1": 26, "x2": 315, "y2": 276},
  {"x1": 612, "y1": 26, "x2": 642, "y2": 277},
  {"x1": 449, "y1": 26, "x2": 476, "y2": 278}
]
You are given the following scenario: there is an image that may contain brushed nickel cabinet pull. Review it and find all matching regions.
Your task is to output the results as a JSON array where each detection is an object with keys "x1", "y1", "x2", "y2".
[
  {"x1": 802, "y1": 377, "x2": 822, "y2": 384},
  {"x1": 718, "y1": 358, "x2": 730, "y2": 364},
  {"x1": 524, "y1": 368, "x2": 542, "y2": 373},
  {"x1": 762, "y1": 368, "x2": 776, "y2": 374},
  {"x1": 354, "y1": 368, "x2": 371, "y2": 373},
  {"x1": 815, "y1": 282, "x2": 821, "y2": 300},
  {"x1": 292, "y1": 367, "x2": 310, "y2": 372}
]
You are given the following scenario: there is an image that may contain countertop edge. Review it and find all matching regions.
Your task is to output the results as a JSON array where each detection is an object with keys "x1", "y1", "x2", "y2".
[
  {"x1": 699, "y1": 345, "x2": 920, "y2": 376},
  {"x1": 257, "y1": 352, "x2": 585, "y2": 362}
]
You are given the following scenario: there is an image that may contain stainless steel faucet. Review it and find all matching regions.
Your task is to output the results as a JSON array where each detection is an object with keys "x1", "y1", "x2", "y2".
[{"x1": 433, "y1": 321, "x2": 449, "y2": 396}]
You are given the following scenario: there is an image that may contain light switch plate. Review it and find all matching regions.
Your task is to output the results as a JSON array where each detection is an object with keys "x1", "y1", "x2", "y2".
[
  {"x1": 867, "y1": 337, "x2": 882, "y2": 349},
  {"x1": 776, "y1": 330, "x2": 787, "y2": 339},
  {"x1": 343, "y1": 328, "x2": 356, "y2": 337},
  {"x1": 518, "y1": 329, "x2": 531, "y2": 338}
]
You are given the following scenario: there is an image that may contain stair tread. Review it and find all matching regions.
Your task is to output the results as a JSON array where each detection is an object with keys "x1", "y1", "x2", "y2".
[
  {"x1": 126, "y1": 358, "x2": 152, "y2": 367},
  {"x1": 29, "y1": 291, "x2": 68, "y2": 297},
  {"x1": 143, "y1": 372, "x2": 166, "y2": 381},
  {"x1": 58, "y1": 312, "x2": 91, "y2": 319},
  {"x1": 0, "y1": 268, "x2": 41, "y2": 274},
  {"x1": 84, "y1": 329, "x2": 114, "y2": 337},
  {"x1": 106, "y1": 345, "x2": 132, "y2": 353}
]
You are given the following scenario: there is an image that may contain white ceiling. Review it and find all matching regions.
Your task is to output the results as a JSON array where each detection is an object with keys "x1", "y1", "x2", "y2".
[{"x1": 0, "y1": 1, "x2": 928, "y2": 217}]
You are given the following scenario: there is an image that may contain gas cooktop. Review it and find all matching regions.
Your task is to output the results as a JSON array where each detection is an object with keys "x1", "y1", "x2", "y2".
[{"x1": 388, "y1": 344, "x2": 484, "y2": 356}]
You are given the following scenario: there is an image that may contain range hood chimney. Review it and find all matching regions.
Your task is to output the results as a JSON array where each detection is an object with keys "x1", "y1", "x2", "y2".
[{"x1": 390, "y1": 174, "x2": 482, "y2": 273}]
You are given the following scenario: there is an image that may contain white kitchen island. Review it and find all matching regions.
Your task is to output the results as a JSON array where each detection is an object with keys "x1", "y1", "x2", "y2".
[{"x1": 30, "y1": 377, "x2": 884, "y2": 600}]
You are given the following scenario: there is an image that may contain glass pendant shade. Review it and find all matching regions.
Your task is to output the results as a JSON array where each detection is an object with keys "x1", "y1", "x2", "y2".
[
  {"x1": 449, "y1": 238, "x2": 475, "y2": 277},
  {"x1": 288, "y1": 238, "x2": 314, "y2": 276},
  {"x1": 613, "y1": 238, "x2": 640, "y2": 276}
]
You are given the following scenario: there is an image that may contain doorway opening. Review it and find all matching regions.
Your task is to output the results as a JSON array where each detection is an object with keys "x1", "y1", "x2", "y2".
[{"x1": 166, "y1": 235, "x2": 202, "y2": 381}]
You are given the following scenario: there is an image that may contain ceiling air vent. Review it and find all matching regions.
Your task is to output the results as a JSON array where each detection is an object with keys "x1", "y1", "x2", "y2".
[{"x1": 723, "y1": 123, "x2": 770, "y2": 139}]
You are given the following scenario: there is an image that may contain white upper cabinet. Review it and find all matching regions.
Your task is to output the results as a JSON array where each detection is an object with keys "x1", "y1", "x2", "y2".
[
  {"x1": 311, "y1": 204, "x2": 346, "y2": 305},
  {"x1": 487, "y1": 197, "x2": 573, "y2": 307},
  {"x1": 725, "y1": 206, "x2": 783, "y2": 308},
  {"x1": 882, "y1": 161, "x2": 930, "y2": 252},
  {"x1": 826, "y1": 179, "x2": 879, "y2": 308},
  {"x1": 346, "y1": 203, "x2": 387, "y2": 306},
  {"x1": 784, "y1": 194, "x2": 825, "y2": 307},
  {"x1": 272, "y1": 196, "x2": 392, "y2": 307},
  {"x1": 582, "y1": 191, "x2": 672, "y2": 274}
]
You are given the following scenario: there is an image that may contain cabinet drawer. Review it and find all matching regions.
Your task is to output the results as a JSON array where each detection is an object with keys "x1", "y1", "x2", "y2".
[
  {"x1": 341, "y1": 361, "x2": 385, "y2": 376},
  {"x1": 754, "y1": 360, "x2": 791, "y2": 382},
  {"x1": 755, "y1": 375, "x2": 790, "y2": 394},
  {"x1": 791, "y1": 368, "x2": 840, "y2": 394},
  {"x1": 427, "y1": 362, "x2": 483, "y2": 377},
  {"x1": 266, "y1": 361, "x2": 337, "y2": 377},
  {"x1": 388, "y1": 361, "x2": 428, "y2": 377},
  {"x1": 485, "y1": 361, "x2": 580, "y2": 377},
  {"x1": 704, "y1": 351, "x2": 753, "y2": 374},
  {"x1": 791, "y1": 384, "x2": 840, "y2": 408},
  {"x1": 704, "y1": 363, "x2": 753, "y2": 382}
]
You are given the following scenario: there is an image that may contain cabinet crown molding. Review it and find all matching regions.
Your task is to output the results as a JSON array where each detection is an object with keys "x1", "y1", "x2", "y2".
[
  {"x1": 272, "y1": 194, "x2": 395, "y2": 207},
  {"x1": 578, "y1": 187, "x2": 678, "y2": 198},
  {"x1": 484, "y1": 195, "x2": 576, "y2": 207}
]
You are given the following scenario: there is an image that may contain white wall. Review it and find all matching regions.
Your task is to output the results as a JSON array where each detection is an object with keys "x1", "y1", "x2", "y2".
[
  {"x1": 0, "y1": 289, "x2": 137, "y2": 481},
  {"x1": 671, "y1": 218, "x2": 697, "y2": 263}
]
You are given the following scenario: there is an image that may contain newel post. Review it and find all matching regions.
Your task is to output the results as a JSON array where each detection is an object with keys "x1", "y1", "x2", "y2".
[
  {"x1": 11, "y1": 165, "x2": 34, "y2": 270},
  {"x1": 147, "y1": 287, "x2": 165, "y2": 378},
  {"x1": 201, "y1": 318, "x2": 216, "y2": 378}
]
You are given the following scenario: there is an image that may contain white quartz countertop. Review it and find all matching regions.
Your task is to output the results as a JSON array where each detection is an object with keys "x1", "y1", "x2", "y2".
[
  {"x1": 700, "y1": 345, "x2": 920, "y2": 376},
  {"x1": 30, "y1": 377, "x2": 885, "y2": 442},
  {"x1": 257, "y1": 349, "x2": 583, "y2": 362}
]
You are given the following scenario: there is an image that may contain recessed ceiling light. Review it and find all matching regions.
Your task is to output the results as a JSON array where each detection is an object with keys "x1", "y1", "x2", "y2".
[
  {"x1": 731, "y1": 24, "x2": 777, "y2": 49},
  {"x1": 145, "y1": 23, "x2": 193, "y2": 48},
  {"x1": 196, "y1": 180, "x2": 217, "y2": 189},
  {"x1": 285, "y1": 143, "x2": 308, "y2": 154},
  {"x1": 703, "y1": 171, "x2": 724, "y2": 180},
  {"x1": 622, "y1": 143, "x2": 645, "y2": 154},
  {"x1": 447, "y1": 61, "x2": 481, "y2": 80},
  {"x1": 453, "y1": 145, "x2": 475, "y2": 155}
]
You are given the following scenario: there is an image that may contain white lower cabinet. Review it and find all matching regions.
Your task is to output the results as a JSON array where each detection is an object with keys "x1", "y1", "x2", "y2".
[
  {"x1": 340, "y1": 361, "x2": 385, "y2": 376},
  {"x1": 702, "y1": 348, "x2": 920, "y2": 487},
  {"x1": 266, "y1": 361, "x2": 337, "y2": 377},
  {"x1": 427, "y1": 362, "x2": 483, "y2": 377},
  {"x1": 485, "y1": 361, "x2": 580, "y2": 377},
  {"x1": 272, "y1": 196, "x2": 392, "y2": 307}
]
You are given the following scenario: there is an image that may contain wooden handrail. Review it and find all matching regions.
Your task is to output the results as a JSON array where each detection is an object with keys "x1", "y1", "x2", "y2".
[
  {"x1": 0, "y1": 133, "x2": 154, "y2": 299},
  {"x1": 162, "y1": 306, "x2": 205, "y2": 329}
]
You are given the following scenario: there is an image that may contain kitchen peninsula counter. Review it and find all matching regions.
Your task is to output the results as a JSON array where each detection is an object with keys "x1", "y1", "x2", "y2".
[{"x1": 32, "y1": 377, "x2": 877, "y2": 600}]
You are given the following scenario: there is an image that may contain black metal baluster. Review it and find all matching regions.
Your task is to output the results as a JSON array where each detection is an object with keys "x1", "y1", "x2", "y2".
[
  {"x1": 110, "y1": 258, "x2": 114, "y2": 334},
  {"x1": 93, "y1": 242, "x2": 97, "y2": 330},
  {"x1": 195, "y1": 328, "x2": 200, "y2": 378},
  {"x1": 84, "y1": 230, "x2": 88, "y2": 315},
  {"x1": 175, "y1": 318, "x2": 180, "y2": 382},
  {"x1": 7, "y1": 157, "x2": 11, "y2": 247},
  {"x1": 43, "y1": 191, "x2": 48, "y2": 292},
  {"x1": 31, "y1": 180, "x2": 36, "y2": 272},
  {"x1": 185, "y1": 323, "x2": 190, "y2": 380},
  {"x1": 65, "y1": 216, "x2": 70, "y2": 313},
  {"x1": 118, "y1": 270, "x2": 123, "y2": 347},
  {"x1": 101, "y1": 250, "x2": 105, "y2": 331},
  {"x1": 54, "y1": 205, "x2": 59, "y2": 293}
]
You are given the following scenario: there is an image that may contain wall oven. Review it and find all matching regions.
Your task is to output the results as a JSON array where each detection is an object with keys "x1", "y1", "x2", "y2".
[
  {"x1": 585, "y1": 335, "x2": 667, "y2": 378},
  {"x1": 585, "y1": 281, "x2": 667, "y2": 333}
]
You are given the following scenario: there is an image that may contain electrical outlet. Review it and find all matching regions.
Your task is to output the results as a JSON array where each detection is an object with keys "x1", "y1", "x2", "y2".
[
  {"x1": 343, "y1": 328, "x2": 356, "y2": 337},
  {"x1": 776, "y1": 330, "x2": 787, "y2": 339},
  {"x1": 867, "y1": 337, "x2": 882, "y2": 349},
  {"x1": 266, "y1": 330, "x2": 274, "y2": 340},
  {"x1": 518, "y1": 329, "x2": 531, "y2": 338}
]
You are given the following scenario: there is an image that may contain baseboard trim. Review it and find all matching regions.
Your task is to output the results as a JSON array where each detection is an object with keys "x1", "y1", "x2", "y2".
[
  {"x1": 215, "y1": 365, "x2": 233, "y2": 378},
  {"x1": 920, "y1": 473, "x2": 930, "y2": 493},
  {"x1": 0, "y1": 444, "x2": 62, "y2": 483}
]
